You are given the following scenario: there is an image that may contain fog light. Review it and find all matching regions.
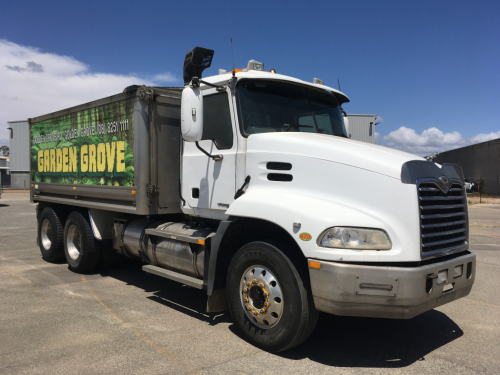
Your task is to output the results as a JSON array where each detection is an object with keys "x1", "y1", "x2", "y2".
[
  {"x1": 454, "y1": 265, "x2": 463, "y2": 278},
  {"x1": 437, "y1": 270, "x2": 447, "y2": 285}
]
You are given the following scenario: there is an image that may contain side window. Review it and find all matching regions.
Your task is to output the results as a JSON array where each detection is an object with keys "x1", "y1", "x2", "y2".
[{"x1": 202, "y1": 93, "x2": 233, "y2": 149}]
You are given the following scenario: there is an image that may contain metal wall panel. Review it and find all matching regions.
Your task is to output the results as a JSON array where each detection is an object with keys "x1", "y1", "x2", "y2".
[
  {"x1": 7, "y1": 121, "x2": 30, "y2": 172},
  {"x1": 11, "y1": 173, "x2": 30, "y2": 190},
  {"x1": 346, "y1": 115, "x2": 377, "y2": 143},
  {"x1": 434, "y1": 138, "x2": 500, "y2": 196}
]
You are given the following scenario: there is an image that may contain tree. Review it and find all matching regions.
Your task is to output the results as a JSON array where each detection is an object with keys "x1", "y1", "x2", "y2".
[
  {"x1": 0, "y1": 146, "x2": 9, "y2": 156},
  {"x1": 477, "y1": 178, "x2": 485, "y2": 203}
]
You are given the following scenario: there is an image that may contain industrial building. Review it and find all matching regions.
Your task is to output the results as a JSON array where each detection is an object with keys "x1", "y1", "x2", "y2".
[
  {"x1": 7, "y1": 120, "x2": 30, "y2": 190},
  {"x1": 434, "y1": 138, "x2": 500, "y2": 196},
  {"x1": 346, "y1": 114, "x2": 380, "y2": 144},
  {"x1": 0, "y1": 156, "x2": 9, "y2": 187}
]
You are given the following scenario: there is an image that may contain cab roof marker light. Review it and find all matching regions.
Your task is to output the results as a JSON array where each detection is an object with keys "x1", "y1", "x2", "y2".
[{"x1": 247, "y1": 59, "x2": 264, "y2": 71}]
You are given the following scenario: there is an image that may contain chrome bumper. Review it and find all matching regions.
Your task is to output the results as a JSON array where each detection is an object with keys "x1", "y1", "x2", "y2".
[{"x1": 309, "y1": 252, "x2": 475, "y2": 319}]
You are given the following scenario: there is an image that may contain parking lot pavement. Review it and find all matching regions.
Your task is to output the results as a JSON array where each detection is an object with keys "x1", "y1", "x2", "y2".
[{"x1": 0, "y1": 194, "x2": 499, "y2": 374}]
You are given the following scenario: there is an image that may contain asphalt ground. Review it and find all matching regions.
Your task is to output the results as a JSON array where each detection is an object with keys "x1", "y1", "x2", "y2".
[{"x1": 0, "y1": 194, "x2": 499, "y2": 374}]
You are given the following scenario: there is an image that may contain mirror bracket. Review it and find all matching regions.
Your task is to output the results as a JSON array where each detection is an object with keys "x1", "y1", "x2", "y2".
[
  {"x1": 191, "y1": 76, "x2": 228, "y2": 93},
  {"x1": 196, "y1": 141, "x2": 223, "y2": 162}
]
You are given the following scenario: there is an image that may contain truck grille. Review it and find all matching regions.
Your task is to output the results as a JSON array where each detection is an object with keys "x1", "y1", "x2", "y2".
[{"x1": 418, "y1": 180, "x2": 468, "y2": 259}]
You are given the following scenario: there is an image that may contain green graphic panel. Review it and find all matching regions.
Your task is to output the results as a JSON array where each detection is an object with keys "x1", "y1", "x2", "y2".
[{"x1": 31, "y1": 98, "x2": 135, "y2": 186}]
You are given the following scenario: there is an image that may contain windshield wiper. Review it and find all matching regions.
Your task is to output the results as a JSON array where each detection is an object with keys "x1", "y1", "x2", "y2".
[{"x1": 282, "y1": 124, "x2": 314, "y2": 132}]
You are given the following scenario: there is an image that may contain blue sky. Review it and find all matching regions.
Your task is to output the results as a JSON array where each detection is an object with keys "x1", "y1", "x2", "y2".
[{"x1": 1, "y1": 0, "x2": 499, "y2": 155}]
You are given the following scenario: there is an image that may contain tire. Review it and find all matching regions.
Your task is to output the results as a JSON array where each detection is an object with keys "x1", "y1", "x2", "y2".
[
  {"x1": 63, "y1": 211, "x2": 100, "y2": 273},
  {"x1": 38, "y1": 207, "x2": 65, "y2": 262},
  {"x1": 227, "y1": 241, "x2": 318, "y2": 352}
]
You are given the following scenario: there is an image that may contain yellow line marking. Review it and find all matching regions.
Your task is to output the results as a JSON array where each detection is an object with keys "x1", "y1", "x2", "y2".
[
  {"x1": 80, "y1": 275, "x2": 200, "y2": 374},
  {"x1": 477, "y1": 262, "x2": 500, "y2": 268},
  {"x1": 470, "y1": 233, "x2": 500, "y2": 239},
  {"x1": 463, "y1": 298, "x2": 500, "y2": 310},
  {"x1": 469, "y1": 225, "x2": 500, "y2": 228}
]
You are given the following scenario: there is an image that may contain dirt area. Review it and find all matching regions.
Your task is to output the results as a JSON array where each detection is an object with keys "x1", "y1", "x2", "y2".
[
  {"x1": 467, "y1": 193, "x2": 500, "y2": 205},
  {"x1": 0, "y1": 192, "x2": 30, "y2": 201}
]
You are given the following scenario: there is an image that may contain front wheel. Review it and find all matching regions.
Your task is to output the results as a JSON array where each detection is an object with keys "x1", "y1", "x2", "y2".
[{"x1": 227, "y1": 241, "x2": 318, "y2": 352}]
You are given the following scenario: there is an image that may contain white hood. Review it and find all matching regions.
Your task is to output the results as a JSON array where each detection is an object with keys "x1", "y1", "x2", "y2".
[{"x1": 246, "y1": 132, "x2": 422, "y2": 180}]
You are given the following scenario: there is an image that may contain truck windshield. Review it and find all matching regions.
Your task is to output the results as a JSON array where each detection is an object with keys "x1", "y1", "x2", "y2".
[{"x1": 237, "y1": 80, "x2": 347, "y2": 137}]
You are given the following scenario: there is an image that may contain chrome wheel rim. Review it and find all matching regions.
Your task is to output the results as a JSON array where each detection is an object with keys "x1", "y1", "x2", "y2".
[
  {"x1": 67, "y1": 224, "x2": 82, "y2": 260},
  {"x1": 240, "y1": 265, "x2": 284, "y2": 329},
  {"x1": 41, "y1": 219, "x2": 53, "y2": 250}
]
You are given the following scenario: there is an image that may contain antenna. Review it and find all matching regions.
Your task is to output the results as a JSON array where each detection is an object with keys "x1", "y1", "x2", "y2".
[
  {"x1": 337, "y1": 78, "x2": 341, "y2": 92},
  {"x1": 230, "y1": 38, "x2": 235, "y2": 78},
  {"x1": 227, "y1": 1, "x2": 236, "y2": 77}
]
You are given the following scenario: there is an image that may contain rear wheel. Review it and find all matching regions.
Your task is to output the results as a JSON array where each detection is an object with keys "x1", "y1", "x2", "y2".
[
  {"x1": 64, "y1": 211, "x2": 99, "y2": 273},
  {"x1": 38, "y1": 207, "x2": 65, "y2": 262},
  {"x1": 227, "y1": 241, "x2": 318, "y2": 352}
]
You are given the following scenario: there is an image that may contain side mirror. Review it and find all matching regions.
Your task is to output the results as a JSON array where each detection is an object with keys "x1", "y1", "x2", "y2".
[
  {"x1": 181, "y1": 86, "x2": 203, "y2": 142},
  {"x1": 343, "y1": 115, "x2": 350, "y2": 138}
]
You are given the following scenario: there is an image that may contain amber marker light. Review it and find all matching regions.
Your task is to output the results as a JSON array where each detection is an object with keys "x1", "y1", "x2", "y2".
[
  {"x1": 198, "y1": 239, "x2": 205, "y2": 245},
  {"x1": 132, "y1": 190, "x2": 136, "y2": 195},
  {"x1": 73, "y1": 187, "x2": 76, "y2": 190},
  {"x1": 309, "y1": 261, "x2": 321, "y2": 269}
]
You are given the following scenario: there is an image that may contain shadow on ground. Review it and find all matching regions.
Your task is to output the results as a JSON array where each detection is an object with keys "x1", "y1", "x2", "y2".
[
  {"x1": 97, "y1": 257, "x2": 461, "y2": 368},
  {"x1": 99, "y1": 257, "x2": 231, "y2": 326},
  {"x1": 274, "y1": 309, "x2": 462, "y2": 368}
]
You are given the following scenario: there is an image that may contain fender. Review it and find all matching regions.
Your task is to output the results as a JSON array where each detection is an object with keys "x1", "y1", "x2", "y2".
[
  {"x1": 224, "y1": 187, "x2": 416, "y2": 263},
  {"x1": 88, "y1": 209, "x2": 127, "y2": 240}
]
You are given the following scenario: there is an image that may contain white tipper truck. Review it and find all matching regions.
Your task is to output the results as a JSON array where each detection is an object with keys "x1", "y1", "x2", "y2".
[{"x1": 30, "y1": 47, "x2": 475, "y2": 352}]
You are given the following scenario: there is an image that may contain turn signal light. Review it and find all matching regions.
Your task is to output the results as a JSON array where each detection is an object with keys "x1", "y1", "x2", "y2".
[{"x1": 309, "y1": 261, "x2": 321, "y2": 269}]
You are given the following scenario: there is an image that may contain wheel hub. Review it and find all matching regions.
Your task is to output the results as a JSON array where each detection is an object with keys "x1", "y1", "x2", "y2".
[
  {"x1": 240, "y1": 266, "x2": 283, "y2": 329},
  {"x1": 249, "y1": 286, "x2": 266, "y2": 309},
  {"x1": 67, "y1": 224, "x2": 82, "y2": 260},
  {"x1": 40, "y1": 219, "x2": 53, "y2": 251}
]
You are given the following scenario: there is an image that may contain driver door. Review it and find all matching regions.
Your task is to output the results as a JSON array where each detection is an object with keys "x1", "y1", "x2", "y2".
[{"x1": 181, "y1": 87, "x2": 237, "y2": 218}]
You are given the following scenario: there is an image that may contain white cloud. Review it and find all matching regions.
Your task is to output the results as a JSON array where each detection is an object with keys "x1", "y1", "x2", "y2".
[
  {"x1": 0, "y1": 40, "x2": 180, "y2": 139},
  {"x1": 152, "y1": 72, "x2": 179, "y2": 83},
  {"x1": 383, "y1": 126, "x2": 500, "y2": 156}
]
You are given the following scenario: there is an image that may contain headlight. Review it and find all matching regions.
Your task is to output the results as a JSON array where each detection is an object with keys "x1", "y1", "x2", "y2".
[{"x1": 318, "y1": 227, "x2": 392, "y2": 250}]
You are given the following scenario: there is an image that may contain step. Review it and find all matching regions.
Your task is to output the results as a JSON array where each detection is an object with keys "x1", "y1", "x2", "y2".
[{"x1": 142, "y1": 265, "x2": 205, "y2": 289}]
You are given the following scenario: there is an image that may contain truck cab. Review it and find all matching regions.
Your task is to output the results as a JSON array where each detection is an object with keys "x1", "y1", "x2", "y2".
[{"x1": 178, "y1": 47, "x2": 474, "y2": 334}]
